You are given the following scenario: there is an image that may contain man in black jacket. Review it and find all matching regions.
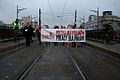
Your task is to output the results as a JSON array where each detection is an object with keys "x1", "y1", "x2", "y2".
[
  {"x1": 22, "y1": 22, "x2": 34, "y2": 46},
  {"x1": 104, "y1": 24, "x2": 114, "y2": 45}
]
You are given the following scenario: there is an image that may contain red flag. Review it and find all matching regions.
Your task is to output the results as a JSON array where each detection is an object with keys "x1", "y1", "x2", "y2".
[{"x1": 38, "y1": 26, "x2": 41, "y2": 32}]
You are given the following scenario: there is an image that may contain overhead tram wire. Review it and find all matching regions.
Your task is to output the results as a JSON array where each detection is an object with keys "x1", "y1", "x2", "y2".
[
  {"x1": 62, "y1": 0, "x2": 68, "y2": 14},
  {"x1": 60, "y1": 0, "x2": 68, "y2": 26},
  {"x1": 42, "y1": 12, "x2": 82, "y2": 16},
  {"x1": 47, "y1": 0, "x2": 55, "y2": 21}
]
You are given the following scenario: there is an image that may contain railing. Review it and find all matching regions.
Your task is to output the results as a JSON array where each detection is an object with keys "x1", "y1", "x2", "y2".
[
  {"x1": 86, "y1": 29, "x2": 120, "y2": 42},
  {"x1": 0, "y1": 28, "x2": 24, "y2": 41},
  {"x1": 0, "y1": 29, "x2": 13, "y2": 40}
]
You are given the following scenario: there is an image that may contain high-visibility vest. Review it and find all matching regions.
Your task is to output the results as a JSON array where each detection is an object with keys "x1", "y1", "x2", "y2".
[
  {"x1": 12, "y1": 21, "x2": 20, "y2": 30},
  {"x1": 33, "y1": 24, "x2": 38, "y2": 32},
  {"x1": 33, "y1": 26, "x2": 37, "y2": 33}
]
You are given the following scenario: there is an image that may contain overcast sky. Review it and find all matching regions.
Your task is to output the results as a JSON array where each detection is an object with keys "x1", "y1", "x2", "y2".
[{"x1": 0, "y1": 0, "x2": 120, "y2": 26}]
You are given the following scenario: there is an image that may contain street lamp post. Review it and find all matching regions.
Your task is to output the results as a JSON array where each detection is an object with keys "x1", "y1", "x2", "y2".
[
  {"x1": 79, "y1": 16, "x2": 85, "y2": 28},
  {"x1": 57, "y1": 15, "x2": 62, "y2": 27},
  {"x1": 74, "y1": 10, "x2": 77, "y2": 29},
  {"x1": 89, "y1": 7, "x2": 99, "y2": 29},
  {"x1": 17, "y1": 5, "x2": 27, "y2": 19}
]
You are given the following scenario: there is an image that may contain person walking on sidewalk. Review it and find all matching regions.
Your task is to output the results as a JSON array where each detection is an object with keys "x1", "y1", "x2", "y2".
[
  {"x1": 12, "y1": 19, "x2": 20, "y2": 43},
  {"x1": 104, "y1": 24, "x2": 114, "y2": 45}
]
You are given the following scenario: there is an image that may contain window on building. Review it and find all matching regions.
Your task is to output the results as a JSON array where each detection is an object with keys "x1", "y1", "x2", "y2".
[{"x1": 118, "y1": 23, "x2": 120, "y2": 26}]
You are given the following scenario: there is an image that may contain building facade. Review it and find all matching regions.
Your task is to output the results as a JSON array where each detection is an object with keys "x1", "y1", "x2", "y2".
[
  {"x1": 99, "y1": 11, "x2": 120, "y2": 31},
  {"x1": 85, "y1": 11, "x2": 120, "y2": 31}
]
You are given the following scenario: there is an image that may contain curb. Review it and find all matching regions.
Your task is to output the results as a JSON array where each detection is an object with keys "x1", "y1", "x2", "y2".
[
  {"x1": 0, "y1": 37, "x2": 25, "y2": 43},
  {"x1": 0, "y1": 42, "x2": 25, "y2": 53},
  {"x1": 86, "y1": 42, "x2": 120, "y2": 59},
  {"x1": 0, "y1": 38, "x2": 38, "y2": 53}
]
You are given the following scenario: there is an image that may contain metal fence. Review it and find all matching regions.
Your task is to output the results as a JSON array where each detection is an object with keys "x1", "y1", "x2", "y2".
[
  {"x1": 0, "y1": 29, "x2": 14, "y2": 40},
  {"x1": 0, "y1": 26, "x2": 24, "y2": 41},
  {"x1": 86, "y1": 29, "x2": 120, "y2": 42}
]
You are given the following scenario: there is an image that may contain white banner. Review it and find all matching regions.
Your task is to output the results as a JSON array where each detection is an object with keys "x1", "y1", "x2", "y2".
[{"x1": 41, "y1": 28, "x2": 86, "y2": 42}]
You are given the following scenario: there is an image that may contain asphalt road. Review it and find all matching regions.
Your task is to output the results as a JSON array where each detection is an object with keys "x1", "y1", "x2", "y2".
[
  {"x1": 69, "y1": 45, "x2": 120, "y2": 80},
  {"x1": 0, "y1": 42, "x2": 120, "y2": 80},
  {"x1": 0, "y1": 42, "x2": 45, "y2": 80},
  {"x1": 24, "y1": 46, "x2": 82, "y2": 80}
]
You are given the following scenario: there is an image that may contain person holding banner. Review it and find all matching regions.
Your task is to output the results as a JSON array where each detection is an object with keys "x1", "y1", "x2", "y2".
[
  {"x1": 36, "y1": 26, "x2": 41, "y2": 45},
  {"x1": 79, "y1": 25, "x2": 85, "y2": 47}
]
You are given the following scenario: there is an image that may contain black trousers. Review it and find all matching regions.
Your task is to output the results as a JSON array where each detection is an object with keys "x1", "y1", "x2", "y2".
[
  {"x1": 13, "y1": 30, "x2": 20, "y2": 43},
  {"x1": 25, "y1": 34, "x2": 31, "y2": 46}
]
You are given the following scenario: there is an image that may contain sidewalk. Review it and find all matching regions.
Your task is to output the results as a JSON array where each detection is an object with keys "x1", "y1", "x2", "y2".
[
  {"x1": 0, "y1": 37, "x2": 38, "y2": 53},
  {"x1": 0, "y1": 39, "x2": 25, "y2": 53},
  {"x1": 86, "y1": 40, "x2": 120, "y2": 58},
  {"x1": 0, "y1": 37, "x2": 25, "y2": 42}
]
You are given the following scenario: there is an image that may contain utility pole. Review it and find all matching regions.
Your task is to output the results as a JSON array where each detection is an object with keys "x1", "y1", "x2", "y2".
[
  {"x1": 83, "y1": 16, "x2": 85, "y2": 28},
  {"x1": 17, "y1": 5, "x2": 18, "y2": 19},
  {"x1": 97, "y1": 7, "x2": 99, "y2": 29},
  {"x1": 73, "y1": 10, "x2": 77, "y2": 47},
  {"x1": 83, "y1": 16, "x2": 85, "y2": 23},
  {"x1": 89, "y1": 7, "x2": 99, "y2": 29},
  {"x1": 17, "y1": 5, "x2": 27, "y2": 19},
  {"x1": 31, "y1": 15, "x2": 32, "y2": 25},
  {"x1": 39, "y1": 9, "x2": 41, "y2": 26},
  {"x1": 38, "y1": 8, "x2": 41, "y2": 45},
  {"x1": 74, "y1": 10, "x2": 77, "y2": 29}
]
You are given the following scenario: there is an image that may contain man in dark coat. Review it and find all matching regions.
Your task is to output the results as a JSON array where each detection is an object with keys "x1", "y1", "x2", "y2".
[
  {"x1": 103, "y1": 24, "x2": 114, "y2": 45},
  {"x1": 22, "y1": 22, "x2": 34, "y2": 46}
]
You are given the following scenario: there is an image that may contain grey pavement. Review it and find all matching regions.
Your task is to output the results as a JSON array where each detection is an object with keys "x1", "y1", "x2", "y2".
[
  {"x1": 86, "y1": 40, "x2": 120, "y2": 55},
  {"x1": 0, "y1": 37, "x2": 37, "y2": 53},
  {"x1": 0, "y1": 39, "x2": 25, "y2": 53},
  {"x1": 0, "y1": 41, "x2": 119, "y2": 80},
  {"x1": 24, "y1": 46, "x2": 82, "y2": 80},
  {"x1": 69, "y1": 46, "x2": 120, "y2": 80},
  {"x1": 0, "y1": 42, "x2": 45, "y2": 80}
]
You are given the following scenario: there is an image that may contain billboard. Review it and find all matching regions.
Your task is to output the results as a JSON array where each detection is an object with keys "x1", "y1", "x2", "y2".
[{"x1": 41, "y1": 28, "x2": 86, "y2": 42}]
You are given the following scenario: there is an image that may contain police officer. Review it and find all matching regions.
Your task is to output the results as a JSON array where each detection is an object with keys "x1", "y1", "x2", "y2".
[{"x1": 12, "y1": 19, "x2": 20, "y2": 43}]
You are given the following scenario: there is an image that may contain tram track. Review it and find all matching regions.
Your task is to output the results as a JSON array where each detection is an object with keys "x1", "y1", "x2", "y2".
[
  {"x1": 0, "y1": 45, "x2": 25, "y2": 60},
  {"x1": 2, "y1": 44, "x2": 119, "y2": 80},
  {"x1": 9, "y1": 44, "x2": 119, "y2": 80},
  {"x1": 65, "y1": 48, "x2": 88, "y2": 80},
  {"x1": 15, "y1": 46, "x2": 88, "y2": 80},
  {"x1": 67, "y1": 45, "x2": 120, "y2": 80},
  {"x1": 15, "y1": 48, "x2": 46, "y2": 80}
]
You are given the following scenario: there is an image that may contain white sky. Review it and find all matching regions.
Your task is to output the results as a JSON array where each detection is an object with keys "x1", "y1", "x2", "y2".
[{"x1": 0, "y1": 0, "x2": 120, "y2": 27}]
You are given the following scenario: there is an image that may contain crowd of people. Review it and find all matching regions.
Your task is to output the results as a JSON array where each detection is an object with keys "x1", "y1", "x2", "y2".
[
  {"x1": 12, "y1": 19, "x2": 36, "y2": 46},
  {"x1": 12, "y1": 19, "x2": 119, "y2": 47}
]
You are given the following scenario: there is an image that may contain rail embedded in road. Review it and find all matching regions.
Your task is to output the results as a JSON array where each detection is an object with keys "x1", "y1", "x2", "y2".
[
  {"x1": 65, "y1": 48, "x2": 88, "y2": 80},
  {"x1": 16, "y1": 48, "x2": 46, "y2": 80}
]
